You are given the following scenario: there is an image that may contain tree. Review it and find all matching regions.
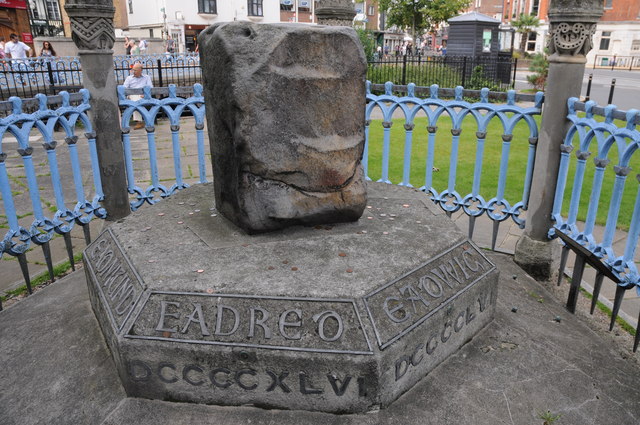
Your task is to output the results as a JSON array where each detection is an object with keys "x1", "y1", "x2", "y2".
[
  {"x1": 511, "y1": 14, "x2": 540, "y2": 54},
  {"x1": 356, "y1": 28, "x2": 377, "y2": 61},
  {"x1": 526, "y1": 50, "x2": 549, "y2": 91},
  {"x1": 376, "y1": 0, "x2": 471, "y2": 46}
]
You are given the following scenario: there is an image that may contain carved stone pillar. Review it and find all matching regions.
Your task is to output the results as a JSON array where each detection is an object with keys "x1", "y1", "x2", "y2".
[
  {"x1": 315, "y1": 0, "x2": 356, "y2": 26},
  {"x1": 514, "y1": 0, "x2": 603, "y2": 279},
  {"x1": 65, "y1": 0, "x2": 130, "y2": 221}
]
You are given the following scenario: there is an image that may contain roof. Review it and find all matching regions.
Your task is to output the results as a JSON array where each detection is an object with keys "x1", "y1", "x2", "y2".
[{"x1": 448, "y1": 11, "x2": 502, "y2": 24}]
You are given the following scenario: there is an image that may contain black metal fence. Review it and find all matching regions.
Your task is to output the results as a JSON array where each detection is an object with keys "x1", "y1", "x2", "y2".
[
  {"x1": 0, "y1": 54, "x2": 517, "y2": 101},
  {"x1": 0, "y1": 55, "x2": 202, "y2": 101},
  {"x1": 366, "y1": 55, "x2": 517, "y2": 91}
]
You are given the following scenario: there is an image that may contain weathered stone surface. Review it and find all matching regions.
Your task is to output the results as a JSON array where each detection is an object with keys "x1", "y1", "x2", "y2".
[
  {"x1": 198, "y1": 22, "x2": 367, "y2": 234},
  {"x1": 83, "y1": 182, "x2": 498, "y2": 413}
]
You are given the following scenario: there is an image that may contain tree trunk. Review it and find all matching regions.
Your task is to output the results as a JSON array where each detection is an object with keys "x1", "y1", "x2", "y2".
[{"x1": 520, "y1": 31, "x2": 528, "y2": 53}]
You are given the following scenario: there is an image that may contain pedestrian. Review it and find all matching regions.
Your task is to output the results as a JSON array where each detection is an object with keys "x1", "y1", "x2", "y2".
[
  {"x1": 4, "y1": 33, "x2": 33, "y2": 85},
  {"x1": 4, "y1": 33, "x2": 32, "y2": 60},
  {"x1": 165, "y1": 35, "x2": 175, "y2": 62},
  {"x1": 40, "y1": 41, "x2": 56, "y2": 57},
  {"x1": 124, "y1": 36, "x2": 133, "y2": 55},
  {"x1": 0, "y1": 36, "x2": 5, "y2": 60},
  {"x1": 131, "y1": 40, "x2": 140, "y2": 56},
  {"x1": 384, "y1": 43, "x2": 389, "y2": 59},
  {"x1": 123, "y1": 63, "x2": 154, "y2": 130},
  {"x1": 39, "y1": 40, "x2": 60, "y2": 84},
  {"x1": 139, "y1": 38, "x2": 147, "y2": 54},
  {"x1": 395, "y1": 44, "x2": 400, "y2": 57},
  {"x1": 376, "y1": 45, "x2": 382, "y2": 60}
]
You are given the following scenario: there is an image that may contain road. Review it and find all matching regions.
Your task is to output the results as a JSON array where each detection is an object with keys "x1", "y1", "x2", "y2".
[{"x1": 515, "y1": 67, "x2": 640, "y2": 111}]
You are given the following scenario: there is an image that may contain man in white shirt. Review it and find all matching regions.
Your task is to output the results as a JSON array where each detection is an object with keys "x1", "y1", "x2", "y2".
[
  {"x1": 4, "y1": 33, "x2": 32, "y2": 85},
  {"x1": 123, "y1": 63, "x2": 153, "y2": 129},
  {"x1": 4, "y1": 33, "x2": 31, "y2": 59}
]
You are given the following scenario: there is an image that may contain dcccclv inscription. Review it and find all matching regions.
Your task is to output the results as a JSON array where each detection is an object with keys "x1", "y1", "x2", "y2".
[
  {"x1": 363, "y1": 241, "x2": 494, "y2": 349},
  {"x1": 85, "y1": 230, "x2": 144, "y2": 332},
  {"x1": 126, "y1": 292, "x2": 373, "y2": 354}
]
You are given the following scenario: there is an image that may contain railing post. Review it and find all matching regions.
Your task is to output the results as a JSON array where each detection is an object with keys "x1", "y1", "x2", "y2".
[
  {"x1": 46, "y1": 61, "x2": 55, "y2": 95},
  {"x1": 157, "y1": 58, "x2": 163, "y2": 87},
  {"x1": 514, "y1": 0, "x2": 603, "y2": 280},
  {"x1": 512, "y1": 58, "x2": 518, "y2": 89},
  {"x1": 401, "y1": 54, "x2": 407, "y2": 86},
  {"x1": 64, "y1": 0, "x2": 130, "y2": 221},
  {"x1": 461, "y1": 56, "x2": 467, "y2": 87}
]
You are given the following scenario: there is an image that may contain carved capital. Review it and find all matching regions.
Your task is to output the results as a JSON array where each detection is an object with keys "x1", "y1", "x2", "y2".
[
  {"x1": 315, "y1": 0, "x2": 356, "y2": 26},
  {"x1": 548, "y1": 22, "x2": 597, "y2": 57},
  {"x1": 547, "y1": 0, "x2": 603, "y2": 59},
  {"x1": 65, "y1": 2, "x2": 116, "y2": 52}
]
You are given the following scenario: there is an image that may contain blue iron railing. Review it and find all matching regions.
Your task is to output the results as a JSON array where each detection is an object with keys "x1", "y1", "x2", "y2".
[
  {"x1": 0, "y1": 90, "x2": 104, "y2": 296},
  {"x1": 118, "y1": 84, "x2": 207, "y2": 210},
  {"x1": 364, "y1": 82, "x2": 544, "y2": 247},
  {"x1": 551, "y1": 99, "x2": 640, "y2": 322}
]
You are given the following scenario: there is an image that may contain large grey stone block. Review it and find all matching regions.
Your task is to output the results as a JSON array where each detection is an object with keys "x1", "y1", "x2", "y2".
[
  {"x1": 198, "y1": 22, "x2": 367, "y2": 233},
  {"x1": 84, "y1": 183, "x2": 498, "y2": 413}
]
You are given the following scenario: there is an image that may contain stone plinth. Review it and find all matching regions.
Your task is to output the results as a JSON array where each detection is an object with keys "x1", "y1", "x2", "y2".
[
  {"x1": 84, "y1": 183, "x2": 498, "y2": 413},
  {"x1": 198, "y1": 22, "x2": 367, "y2": 234}
]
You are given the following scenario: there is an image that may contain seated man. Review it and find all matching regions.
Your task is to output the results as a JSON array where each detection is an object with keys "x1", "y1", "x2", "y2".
[{"x1": 123, "y1": 63, "x2": 153, "y2": 130}]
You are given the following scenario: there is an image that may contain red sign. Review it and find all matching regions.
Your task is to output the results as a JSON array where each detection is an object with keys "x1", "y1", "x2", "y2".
[
  {"x1": 21, "y1": 33, "x2": 33, "y2": 44},
  {"x1": 0, "y1": 0, "x2": 28, "y2": 10}
]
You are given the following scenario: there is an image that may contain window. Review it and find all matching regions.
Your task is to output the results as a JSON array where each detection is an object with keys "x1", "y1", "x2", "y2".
[
  {"x1": 531, "y1": 0, "x2": 539, "y2": 15},
  {"x1": 248, "y1": 0, "x2": 263, "y2": 16},
  {"x1": 280, "y1": 0, "x2": 293, "y2": 10},
  {"x1": 128, "y1": 0, "x2": 133, "y2": 14},
  {"x1": 198, "y1": 0, "x2": 217, "y2": 14},
  {"x1": 604, "y1": 0, "x2": 613, "y2": 9},
  {"x1": 368, "y1": 5, "x2": 375, "y2": 16},
  {"x1": 149, "y1": 29, "x2": 154, "y2": 39},
  {"x1": 46, "y1": 0, "x2": 61, "y2": 20},
  {"x1": 527, "y1": 32, "x2": 537, "y2": 51},
  {"x1": 599, "y1": 31, "x2": 611, "y2": 50},
  {"x1": 298, "y1": 0, "x2": 310, "y2": 11},
  {"x1": 632, "y1": 40, "x2": 640, "y2": 51}
]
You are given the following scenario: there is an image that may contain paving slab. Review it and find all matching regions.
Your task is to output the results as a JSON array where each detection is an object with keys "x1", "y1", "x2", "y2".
[{"x1": 1, "y1": 251, "x2": 638, "y2": 425}]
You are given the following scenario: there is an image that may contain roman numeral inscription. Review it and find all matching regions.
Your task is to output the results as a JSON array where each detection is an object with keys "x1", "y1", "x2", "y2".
[
  {"x1": 363, "y1": 241, "x2": 494, "y2": 349},
  {"x1": 85, "y1": 230, "x2": 145, "y2": 332},
  {"x1": 126, "y1": 293, "x2": 373, "y2": 354}
]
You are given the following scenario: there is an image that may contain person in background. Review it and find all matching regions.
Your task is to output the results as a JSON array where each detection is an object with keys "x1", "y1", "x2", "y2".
[
  {"x1": 0, "y1": 37, "x2": 5, "y2": 60},
  {"x1": 40, "y1": 41, "x2": 56, "y2": 57},
  {"x1": 4, "y1": 33, "x2": 32, "y2": 85},
  {"x1": 139, "y1": 38, "x2": 147, "y2": 54},
  {"x1": 123, "y1": 63, "x2": 153, "y2": 130},
  {"x1": 124, "y1": 36, "x2": 133, "y2": 55},
  {"x1": 164, "y1": 35, "x2": 175, "y2": 63},
  {"x1": 131, "y1": 40, "x2": 140, "y2": 56},
  {"x1": 5, "y1": 33, "x2": 31, "y2": 60},
  {"x1": 39, "y1": 40, "x2": 59, "y2": 84}
]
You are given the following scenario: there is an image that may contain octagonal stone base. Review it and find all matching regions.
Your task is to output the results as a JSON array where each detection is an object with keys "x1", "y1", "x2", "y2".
[{"x1": 84, "y1": 182, "x2": 498, "y2": 413}]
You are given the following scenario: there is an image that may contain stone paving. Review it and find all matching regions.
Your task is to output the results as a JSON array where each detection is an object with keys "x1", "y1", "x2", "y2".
[{"x1": 0, "y1": 116, "x2": 638, "y2": 330}]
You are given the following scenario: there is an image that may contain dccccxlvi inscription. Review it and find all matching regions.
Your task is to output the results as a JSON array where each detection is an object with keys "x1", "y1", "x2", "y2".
[
  {"x1": 127, "y1": 360, "x2": 368, "y2": 398},
  {"x1": 126, "y1": 292, "x2": 373, "y2": 354},
  {"x1": 85, "y1": 230, "x2": 144, "y2": 332},
  {"x1": 364, "y1": 241, "x2": 494, "y2": 348}
]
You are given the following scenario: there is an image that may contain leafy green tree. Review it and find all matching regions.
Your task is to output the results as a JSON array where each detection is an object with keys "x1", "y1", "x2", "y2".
[
  {"x1": 511, "y1": 14, "x2": 540, "y2": 54},
  {"x1": 356, "y1": 28, "x2": 377, "y2": 61},
  {"x1": 376, "y1": 0, "x2": 471, "y2": 45}
]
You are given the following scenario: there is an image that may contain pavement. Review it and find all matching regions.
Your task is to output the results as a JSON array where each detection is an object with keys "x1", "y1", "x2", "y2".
[{"x1": 1, "y1": 252, "x2": 639, "y2": 425}]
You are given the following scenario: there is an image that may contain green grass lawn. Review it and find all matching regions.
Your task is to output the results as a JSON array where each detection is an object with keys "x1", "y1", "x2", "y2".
[{"x1": 366, "y1": 115, "x2": 639, "y2": 231}]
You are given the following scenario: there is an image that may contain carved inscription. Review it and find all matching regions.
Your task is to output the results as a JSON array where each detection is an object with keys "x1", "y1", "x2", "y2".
[
  {"x1": 363, "y1": 241, "x2": 494, "y2": 349},
  {"x1": 85, "y1": 230, "x2": 144, "y2": 331},
  {"x1": 394, "y1": 287, "x2": 495, "y2": 381},
  {"x1": 127, "y1": 293, "x2": 372, "y2": 354},
  {"x1": 127, "y1": 360, "x2": 369, "y2": 398}
]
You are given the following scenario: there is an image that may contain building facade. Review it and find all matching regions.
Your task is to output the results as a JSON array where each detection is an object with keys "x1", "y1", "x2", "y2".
[
  {"x1": 125, "y1": 0, "x2": 280, "y2": 53},
  {"x1": 0, "y1": 0, "x2": 35, "y2": 49}
]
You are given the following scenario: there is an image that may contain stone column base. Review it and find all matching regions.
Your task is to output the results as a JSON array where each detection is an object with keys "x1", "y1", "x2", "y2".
[{"x1": 513, "y1": 234, "x2": 562, "y2": 281}]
